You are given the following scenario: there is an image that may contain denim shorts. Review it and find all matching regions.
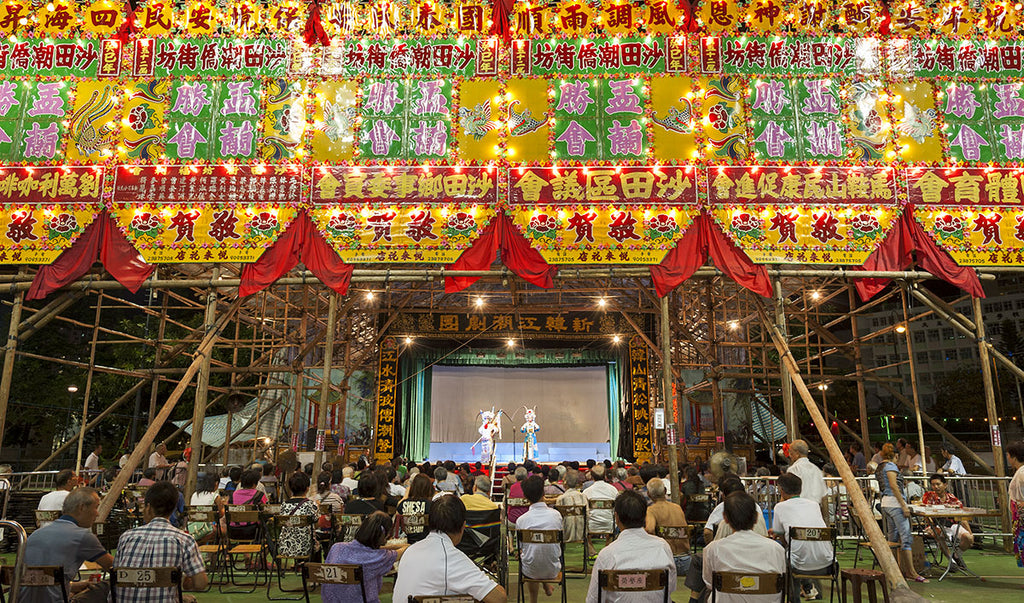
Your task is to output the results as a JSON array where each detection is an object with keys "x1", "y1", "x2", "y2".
[
  {"x1": 673, "y1": 554, "x2": 692, "y2": 576},
  {"x1": 882, "y1": 506, "x2": 913, "y2": 550}
]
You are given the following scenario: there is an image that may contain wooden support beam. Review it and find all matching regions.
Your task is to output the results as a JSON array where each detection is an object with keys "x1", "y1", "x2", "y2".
[
  {"x1": 312, "y1": 293, "x2": 338, "y2": 485},
  {"x1": 0, "y1": 267, "x2": 26, "y2": 451},
  {"x1": 185, "y1": 270, "x2": 219, "y2": 499}
]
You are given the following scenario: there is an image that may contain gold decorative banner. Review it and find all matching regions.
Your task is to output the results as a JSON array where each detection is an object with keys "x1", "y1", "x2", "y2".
[
  {"x1": 110, "y1": 165, "x2": 302, "y2": 262},
  {"x1": 0, "y1": 166, "x2": 103, "y2": 264},
  {"x1": 373, "y1": 337, "x2": 399, "y2": 463},
  {"x1": 508, "y1": 166, "x2": 698, "y2": 265},
  {"x1": 908, "y1": 167, "x2": 1024, "y2": 266},
  {"x1": 627, "y1": 334, "x2": 653, "y2": 464},
  {"x1": 309, "y1": 166, "x2": 499, "y2": 263},
  {"x1": 708, "y1": 166, "x2": 900, "y2": 265}
]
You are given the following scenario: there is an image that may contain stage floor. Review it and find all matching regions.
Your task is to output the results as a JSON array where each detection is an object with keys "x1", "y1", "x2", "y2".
[{"x1": 426, "y1": 442, "x2": 611, "y2": 463}]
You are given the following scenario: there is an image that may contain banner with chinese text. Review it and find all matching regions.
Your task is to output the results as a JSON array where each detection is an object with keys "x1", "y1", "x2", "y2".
[
  {"x1": 309, "y1": 166, "x2": 499, "y2": 263},
  {"x1": 109, "y1": 165, "x2": 302, "y2": 262},
  {"x1": 0, "y1": 166, "x2": 103, "y2": 263},
  {"x1": 373, "y1": 337, "x2": 399, "y2": 463},
  {"x1": 708, "y1": 166, "x2": 901, "y2": 265},
  {"x1": 626, "y1": 335, "x2": 653, "y2": 463},
  {"x1": 908, "y1": 167, "x2": 1024, "y2": 266},
  {"x1": 508, "y1": 166, "x2": 698, "y2": 264},
  {"x1": 389, "y1": 310, "x2": 643, "y2": 340}
]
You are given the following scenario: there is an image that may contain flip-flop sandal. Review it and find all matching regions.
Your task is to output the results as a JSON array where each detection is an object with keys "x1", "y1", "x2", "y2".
[{"x1": 913, "y1": 575, "x2": 929, "y2": 583}]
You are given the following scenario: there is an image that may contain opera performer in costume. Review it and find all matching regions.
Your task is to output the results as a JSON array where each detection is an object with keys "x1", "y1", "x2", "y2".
[
  {"x1": 472, "y1": 408, "x2": 502, "y2": 465},
  {"x1": 520, "y1": 407, "x2": 540, "y2": 462}
]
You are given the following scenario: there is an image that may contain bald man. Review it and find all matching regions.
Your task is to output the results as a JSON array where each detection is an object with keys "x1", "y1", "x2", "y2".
[{"x1": 784, "y1": 440, "x2": 826, "y2": 504}]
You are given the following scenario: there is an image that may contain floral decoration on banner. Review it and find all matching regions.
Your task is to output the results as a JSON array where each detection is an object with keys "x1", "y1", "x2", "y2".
[
  {"x1": 508, "y1": 166, "x2": 698, "y2": 265},
  {"x1": 0, "y1": 166, "x2": 104, "y2": 264},
  {"x1": 308, "y1": 166, "x2": 499, "y2": 263},
  {"x1": 82, "y1": 0, "x2": 124, "y2": 36},
  {"x1": 707, "y1": 166, "x2": 900, "y2": 265},
  {"x1": 109, "y1": 165, "x2": 302, "y2": 262},
  {"x1": 908, "y1": 167, "x2": 1024, "y2": 266}
]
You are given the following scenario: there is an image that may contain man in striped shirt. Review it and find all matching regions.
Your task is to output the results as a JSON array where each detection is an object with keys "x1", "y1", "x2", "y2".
[{"x1": 114, "y1": 481, "x2": 208, "y2": 602}]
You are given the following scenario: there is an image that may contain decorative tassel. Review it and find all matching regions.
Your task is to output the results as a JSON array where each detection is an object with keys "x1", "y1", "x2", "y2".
[{"x1": 303, "y1": 0, "x2": 331, "y2": 47}]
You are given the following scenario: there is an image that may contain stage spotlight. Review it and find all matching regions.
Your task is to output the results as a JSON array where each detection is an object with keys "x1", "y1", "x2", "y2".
[
  {"x1": 612, "y1": 334, "x2": 621, "y2": 344},
  {"x1": 895, "y1": 323, "x2": 907, "y2": 334},
  {"x1": 597, "y1": 297, "x2": 607, "y2": 308},
  {"x1": 728, "y1": 320, "x2": 739, "y2": 330},
  {"x1": 507, "y1": 338, "x2": 515, "y2": 347},
  {"x1": 365, "y1": 290, "x2": 375, "y2": 301},
  {"x1": 474, "y1": 297, "x2": 484, "y2": 307},
  {"x1": 404, "y1": 337, "x2": 413, "y2": 345}
]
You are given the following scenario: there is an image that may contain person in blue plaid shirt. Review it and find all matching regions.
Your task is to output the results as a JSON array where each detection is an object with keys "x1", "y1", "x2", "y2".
[{"x1": 115, "y1": 481, "x2": 209, "y2": 602}]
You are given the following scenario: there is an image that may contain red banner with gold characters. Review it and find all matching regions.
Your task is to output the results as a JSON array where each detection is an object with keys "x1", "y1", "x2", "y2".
[
  {"x1": 373, "y1": 336, "x2": 399, "y2": 463},
  {"x1": 0, "y1": 166, "x2": 103, "y2": 264},
  {"x1": 508, "y1": 166, "x2": 698, "y2": 265},
  {"x1": 708, "y1": 166, "x2": 900, "y2": 265},
  {"x1": 627, "y1": 334, "x2": 653, "y2": 464},
  {"x1": 908, "y1": 167, "x2": 1024, "y2": 266},
  {"x1": 309, "y1": 166, "x2": 499, "y2": 263},
  {"x1": 109, "y1": 165, "x2": 302, "y2": 263}
]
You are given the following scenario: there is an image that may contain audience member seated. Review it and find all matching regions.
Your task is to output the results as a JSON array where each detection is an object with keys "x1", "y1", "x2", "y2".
[
  {"x1": 188, "y1": 473, "x2": 225, "y2": 543},
  {"x1": 703, "y1": 491, "x2": 786, "y2": 603},
  {"x1": 585, "y1": 489, "x2": 675, "y2": 603},
  {"x1": 583, "y1": 464, "x2": 619, "y2": 558},
  {"x1": 346, "y1": 473, "x2": 387, "y2": 515},
  {"x1": 626, "y1": 466, "x2": 644, "y2": 488},
  {"x1": 278, "y1": 471, "x2": 320, "y2": 559},
  {"x1": 398, "y1": 473, "x2": 434, "y2": 544},
  {"x1": 340, "y1": 465, "x2": 359, "y2": 491},
  {"x1": 772, "y1": 473, "x2": 832, "y2": 602},
  {"x1": 923, "y1": 473, "x2": 975, "y2": 553},
  {"x1": 223, "y1": 466, "x2": 241, "y2": 493},
  {"x1": 462, "y1": 475, "x2": 499, "y2": 511},
  {"x1": 545, "y1": 468, "x2": 566, "y2": 499},
  {"x1": 517, "y1": 475, "x2": 563, "y2": 603},
  {"x1": 506, "y1": 466, "x2": 531, "y2": 525},
  {"x1": 37, "y1": 469, "x2": 78, "y2": 518},
  {"x1": 611, "y1": 468, "x2": 633, "y2": 492},
  {"x1": 392, "y1": 494, "x2": 505, "y2": 603},
  {"x1": 315, "y1": 474, "x2": 345, "y2": 513},
  {"x1": 22, "y1": 487, "x2": 113, "y2": 603},
  {"x1": 322, "y1": 511, "x2": 408, "y2": 603},
  {"x1": 704, "y1": 476, "x2": 768, "y2": 544},
  {"x1": 136, "y1": 467, "x2": 157, "y2": 487},
  {"x1": 442, "y1": 461, "x2": 464, "y2": 494},
  {"x1": 555, "y1": 469, "x2": 588, "y2": 543},
  {"x1": 228, "y1": 468, "x2": 268, "y2": 541},
  {"x1": 644, "y1": 478, "x2": 690, "y2": 576},
  {"x1": 434, "y1": 467, "x2": 459, "y2": 495},
  {"x1": 115, "y1": 481, "x2": 209, "y2": 602}
]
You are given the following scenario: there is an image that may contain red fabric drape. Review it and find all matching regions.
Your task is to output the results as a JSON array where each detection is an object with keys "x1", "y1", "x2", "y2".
[
  {"x1": 489, "y1": 0, "x2": 514, "y2": 45},
  {"x1": 27, "y1": 213, "x2": 155, "y2": 300},
  {"x1": 854, "y1": 206, "x2": 985, "y2": 301},
  {"x1": 649, "y1": 213, "x2": 772, "y2": 298},
  {"x1": 445, "y1": 212, "x2": 556, "y2": 293},
  {"x1": 302, "y1": 1, "x2": 331, "y2": 46},
  {"x1": 114, "y1": 2, "x2": 138, "y2": 44},
  {"x1": 679, "y1": 0, "x2": 699, "y2": 32},
  {"x1": 238, "y1": 211, "x2": 353, "y2": 297}
]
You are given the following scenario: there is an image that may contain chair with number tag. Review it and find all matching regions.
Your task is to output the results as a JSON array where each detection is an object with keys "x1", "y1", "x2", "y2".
[
  {"x1": 597, "y1": 569, "x2": 670, "y2": 603},
  {"x1": 516, "y1": 529, "x2": 566, "y2": 603},
  {"x1": 221, "y1": 507, "x2": 267, "y2": 593},
  {"x1": 332, "y1": 513, "x2": 365, "y2": 545},
  {"x1": 408, "y1": 596, "x2": 480, "y2": 603},
  {"x1": 654, "y1": 524, "x2": 693, "y2": 559},
  {"x1": 0, "y1": 565, "x2": 67, "y2": 603},
  {"x1": 788, "y1": 527, "x2": 838, "y2": 603},
  {"x1": 554, "y1": 504, "x2": 588, "y2": 574},
  {"x1": 110, "y1": 567, "x2": 183, "y2": 603},
  {"x1": 185, "y1": 507, "x2": 223, "y2": 590},
  {"x1": 33, "y1": 510, "x2": 61, "y2": 529},
  {"x1": 266, "y1": 514, "x2": 317, "y2": 600},
  {"x1": 504, "y1": 498, "x2": 531, "y2": 553},
  {"x1": 300, "y1": 562, "x2": 366, "y2": 603},
  {"x1": 711, "y1": 571, "x2": 786, "y2": 603}
]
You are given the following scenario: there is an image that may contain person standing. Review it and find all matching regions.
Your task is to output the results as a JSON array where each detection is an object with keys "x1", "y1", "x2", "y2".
[
  {"x1": 1007, "y1": 441, "x2": 1024, "y2": 569},
  {"x1": 784, "y1": 440, "x2": 826, "y2": 505},
  {"x1": 84, "y1": 444, "x2": 102, "y2": 473},
  {"x1": 848, "y1": 442, "x2": 867, "y2": 474},
  {"x1": 877, "y1": 443, "x2": 928, "y2": 582},
  {"x1": 148, "y1": 443, "x2": 172, "y2": 480}
]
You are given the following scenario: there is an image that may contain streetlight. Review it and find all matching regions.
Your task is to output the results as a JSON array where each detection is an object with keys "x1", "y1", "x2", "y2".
[{"x1": 67, "y1": 385, "x2": 78, "y2": 393}]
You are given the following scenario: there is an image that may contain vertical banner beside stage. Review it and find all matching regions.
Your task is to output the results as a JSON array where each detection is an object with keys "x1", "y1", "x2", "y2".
[
  {"x1": 373, "y1": 337, "x2": 400, "y2": 462},
  {"x1": 627, "y1": 335, "x2": 653, "y2": 464}
]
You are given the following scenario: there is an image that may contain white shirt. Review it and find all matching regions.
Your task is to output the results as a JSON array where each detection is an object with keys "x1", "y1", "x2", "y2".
[
  {"x1": 392, "y1": 532, "x2": 499, "y2": 603},
  {"x1": 583, "y1": 480, "x2": 619, "y2": 534},
  {"x1": 943, "y1": 455, "x2": 966, "y2": 476},
  {"x1": 786, "y1": 457, "x2": 826, "y2": 504},
  {"x1": 148, "y1": 451, "x2": 168, "y2": 476},
  {"x1": 389, "y1": 483, "x2": 407, "y2": 498},
  {"x1": 37, "y1": 489, "x2": 70, "y2": 517},
  {"x1": 516, "y1": 502, "x2": 563, "y2": 580},
  {"x1": 706, "y1": 501, "x2": 768, "y2": 540},
  {"x1": 84, "y1": 452, "x2": 100, "y2": 471},
  {"x1": 585, "y1": 527, "x2": 676, "y2": 603},
  {"x1": 771, "y1": 497, "x2": 833, "y2": 571},
  {"x1": 190, "y1": 491, "x2": 219, "y2": 507},
  {"x1": 661, "y1": 477, "x2": 672, "y2": 495},
  {"x1": 703, "y1": 530, "x2": 786, "y2": 603},
  {"x1": 341, "y1": 477, "x2": 359, "y2": 491}
]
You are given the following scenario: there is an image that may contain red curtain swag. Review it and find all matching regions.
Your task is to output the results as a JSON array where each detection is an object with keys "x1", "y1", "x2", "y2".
[
  {"x1": 27, "y1": 212, "x2": 155, "y2": 300},
  {"x1": 853, "y1": 205, "x2": 985, "y2": 301},
  {"x1": 238, "y1": 210, "x2": 353, "y2": 297},
  {"x1": 445, "y1": 212, "x2": 557, "y2": 293},
  {"x1": 302, "y1": 1, "x2": 331, "y2": 47},
  {"x1": 489, "y1": 0, "x2": 514, "y2": 45},
  {"x1": 649, "y1": 212, "x2": 773, "y2": 298}
]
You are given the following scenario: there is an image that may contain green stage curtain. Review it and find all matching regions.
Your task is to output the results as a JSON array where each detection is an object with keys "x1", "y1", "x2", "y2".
[{"x1": 399, "y1": 355, "x2": 432, "y2": 461}]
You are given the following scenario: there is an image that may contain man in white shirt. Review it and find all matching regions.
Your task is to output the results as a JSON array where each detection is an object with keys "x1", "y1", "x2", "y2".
[
  {"x1": 940, "y1": 443, "x2": 966, "y2": 475},
  {"x1": 392, "y1": 494, "x2": 505, "y2": 603},
  {"x1": 772, "y1": 473, "x2": 833, "y2": 601},
  {"x1": 583, "y1": 464, "x2": 619, "y2": 557},
  {"x1": 148, "y1": 443, "x2": 172, "y2": 480},
  {"x1": 703, "y1": 476, "x2": 768, "y2": 544},
  {"x1": 785, "y1": 440, "x2": 826, "y2": 505},
  {"x1": 84, "y1": 444, "x2": 102, "y2": 472},
  {"x1": 703, "y1": 491, "x2": 786, "y2": 603},
  {"x1": 586, "y1": 489, "x2": 676, "y2": 603},
  {"x1": 516, "y1": 475, "x2": 564, "y2": 603},
  {"x1": 341, "y1": 465, "x2": 359, "y2": 491},
  {"x1": 37, "y1": 470, "x2": 78, "y2": 525}
]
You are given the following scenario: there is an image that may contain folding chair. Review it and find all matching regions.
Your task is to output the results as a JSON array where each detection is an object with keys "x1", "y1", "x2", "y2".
[
  {"x1": 587, "y1": 499, "x2": 616, "y2": 557},
  {"x1": 185, "y1": 507, "x2": 223, "y2": 589},
  {"x1": 596, "y1": 568, "x2": 670, "y2": 603},
  {"x1": 711, "y1": 571, "x2": 786, "y2": 603},
  {"x1": 553, "y1": 504, "x2": 588, "y2": 574},
  {"x1": 33, "y1": 510, "x2": 60, "y2": 528},
  {"x1": 266, "y1": 514, "x2": 317, "y2": 600},
  {"x1": 788, "y1": 527, "x2": 838, "y2": 603},
  {"x1": 504, "y1": 497, "x2": 530, "y2": 552},
  {"x1": 0, "y1": 565, "x2": 68, "y2": 603},
  {"x1": 852, "y1": 511, "x2": 899, "y2": 570},
  {"x1": 332, "y1": 513, "x2": 365, "y2": 544},
  {"x1": 516, "y1": 529, "x2": 567, "y2": 603},
  {"x1": 458, "y1": 508, "x2": 506, "y2": 587},
  {"x1": 110, "y1": 567, "x2": 183, "y2": 603},
  {"x1": 221, "y1": 506, "x2": 267, "y2": 593},
  {"x1": 654, "y1": 524, "x2": 693, "y2": 570},
  {"x1": 301, "y1": 563, "x2": 366, "y2": 603}
]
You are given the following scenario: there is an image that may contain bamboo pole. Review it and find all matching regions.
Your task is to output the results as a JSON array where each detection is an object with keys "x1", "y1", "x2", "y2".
[
  {"x1": 849, "y1": 285, "x2": 872, "y2": 453},
  {"x1": 312, "y1": 293, "x2": 338, "y2": 485},
  {"x1": 899, "y1": 285, "x2": 928, "y2": 478},
  {"x1": 774, "y1": 278, "x2": 798, "y2": 440},
  {"x1": 97, "y1": 298, "x2": 242, "y2": 522},
  {"x1": 660, "y1": 295, "x2": 681, "y2": 505},
  {"x1": 75, "y1": 293, "x2": 103, "y2": 474},
  {"x1": 757, "y1": 303, "x2": 918, "y2": 597},
  {"x1": 184, "y1": 270, "x2": 219, "y2": 499},
  {"x1": 0, "y1": 267, "x2": 26, "y2": 450}
]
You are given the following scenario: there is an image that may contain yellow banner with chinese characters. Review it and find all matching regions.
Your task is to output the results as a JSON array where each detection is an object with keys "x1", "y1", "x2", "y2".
[
  {"x1": 908, "y1": 167, "x2": 1024, "y2": 266},
  {"x1": 0, "y1": 166, "x2": 104, "y2": 264},
  {"x1": 508, "y1": 166, "x2": 699, "y2": 265},
  {"x1": 708, "y1": 166, "x2": 901, "y2": 265},
  {"x1": 309, "y1": 166, "x2": 500, "y2": 263}
]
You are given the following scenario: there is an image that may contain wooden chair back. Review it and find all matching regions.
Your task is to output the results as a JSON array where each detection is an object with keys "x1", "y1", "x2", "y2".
[
  {"x1": 110, "y1": 567, "x2": 183, "y2": 603},
  {"x1": 597, "y1": 569, "x2": 670, "y2": 603},
  {"x1": 711, "y1": 572, "x2": 785, "y2": 602},
  {"x1": 34, "y1": 510, "x2": 60, "y2": 527}
]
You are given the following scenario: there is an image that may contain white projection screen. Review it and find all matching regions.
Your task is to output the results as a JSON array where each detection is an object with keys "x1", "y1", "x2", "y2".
[{"x1": 430, "y1": 365, "x2": 610, "y2": 443}]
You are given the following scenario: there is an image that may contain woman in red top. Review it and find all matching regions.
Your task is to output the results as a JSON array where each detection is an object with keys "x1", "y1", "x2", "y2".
[{"x1": 923, "y1": 473, "x2": 974, "y2": 551}]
